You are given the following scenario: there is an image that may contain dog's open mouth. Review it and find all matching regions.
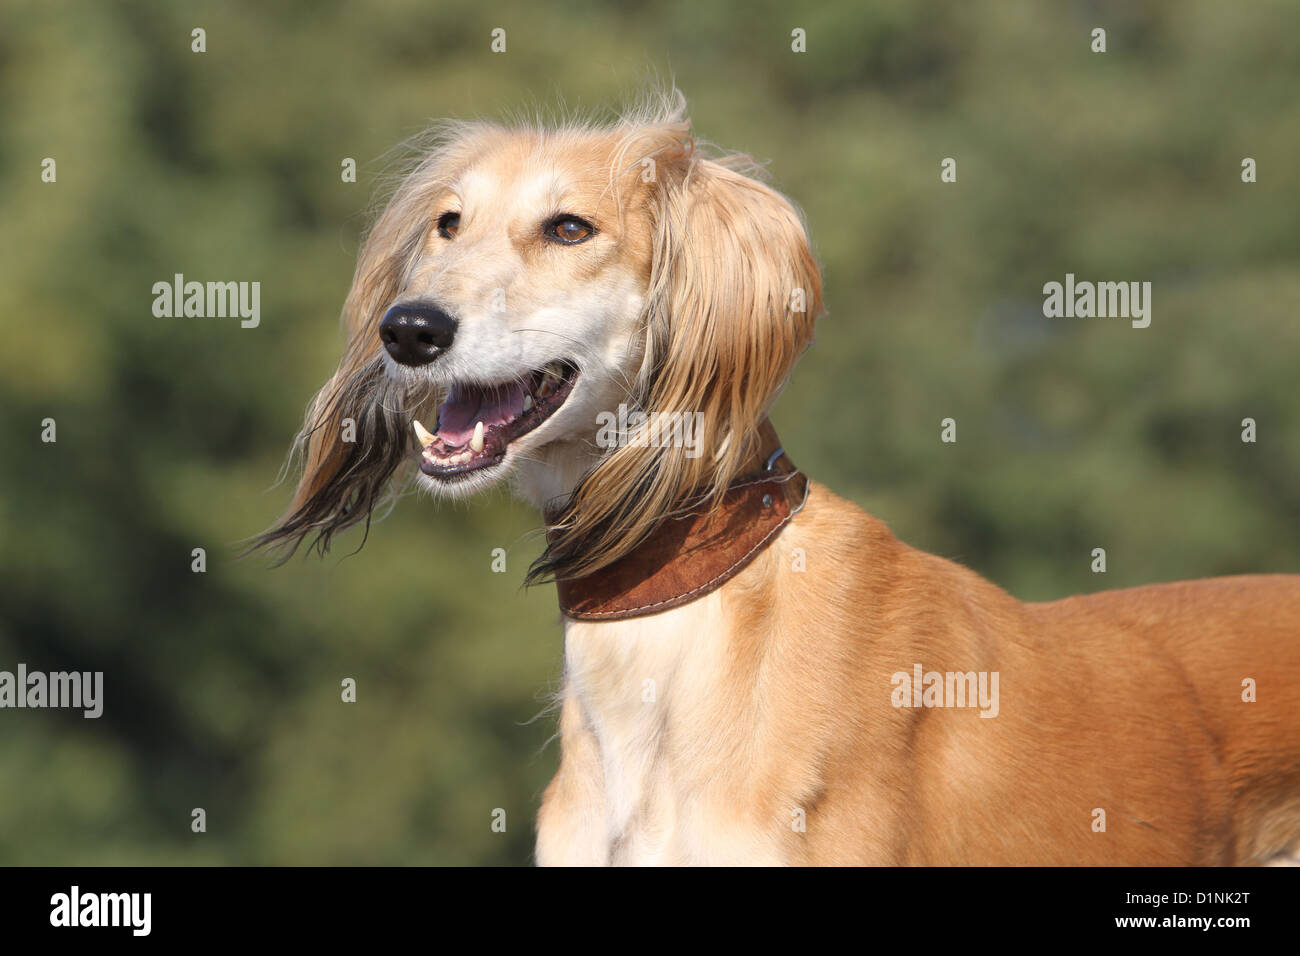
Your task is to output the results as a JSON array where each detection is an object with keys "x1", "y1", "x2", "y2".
[{"x1": 414, "y1": 360, "x2": 578, "y2": 478}]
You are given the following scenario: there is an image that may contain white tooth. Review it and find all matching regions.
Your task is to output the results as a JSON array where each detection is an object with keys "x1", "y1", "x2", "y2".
[
  {"x1": 412, "y1": 419, "x2": 436, "y2": 447},
  {"x1": 470, "y1": 421, "x2": 485, "y2": 453},
  {"x1": 523, "y1": 393, "x2": 533, "y2": 411}
]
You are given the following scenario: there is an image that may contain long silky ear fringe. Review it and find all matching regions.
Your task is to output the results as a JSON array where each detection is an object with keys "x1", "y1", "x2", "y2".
[{"x1": 246, "y1": 357, "x2": 413, "y2": 562}]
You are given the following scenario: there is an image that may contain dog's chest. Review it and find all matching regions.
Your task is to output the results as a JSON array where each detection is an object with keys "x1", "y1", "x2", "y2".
[{"x1": 562, "y1": 596, "x2": 787, "y2": 865}]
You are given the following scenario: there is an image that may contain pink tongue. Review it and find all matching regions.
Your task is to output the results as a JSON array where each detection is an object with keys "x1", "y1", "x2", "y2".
[{"x1": 436, "y1": 380, "x2": 528, "y2": 446}]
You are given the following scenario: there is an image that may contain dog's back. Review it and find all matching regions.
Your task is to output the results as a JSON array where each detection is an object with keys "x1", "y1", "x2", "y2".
[
  {"x1": 1029, "y1": 577, "x2": 1300, "y2": 863},
  {"x1": 771, "y1": 483, "x2": 1300, "y2": 864}
]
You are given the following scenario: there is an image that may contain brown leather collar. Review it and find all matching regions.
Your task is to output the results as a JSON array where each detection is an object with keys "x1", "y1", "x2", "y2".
[{"x1": 554, "y1": 419, "x2": 809, "y2": 621}]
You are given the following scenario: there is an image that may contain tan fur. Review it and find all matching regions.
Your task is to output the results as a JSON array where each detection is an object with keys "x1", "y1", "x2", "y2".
[
  {"x1": 260, "y1": 91, "x2": 1300, "y2": 865},
  {"x1": 541, "y1": 483, "x2": 1300, "y2": 865}
]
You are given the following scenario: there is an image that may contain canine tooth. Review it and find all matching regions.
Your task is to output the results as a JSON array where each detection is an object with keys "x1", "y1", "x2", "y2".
[
  {"x1": 523, "y1": 393, "x2": 533, "y2": 411},
  {"x1": 412, "y1": 419, "x2": 436, "y2": 447},
  {"x1": 470, "y1": 421, "x2": 485, "y2": 453}
]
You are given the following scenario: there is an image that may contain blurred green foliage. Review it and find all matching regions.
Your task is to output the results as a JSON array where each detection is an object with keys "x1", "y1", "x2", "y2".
[{"x1": 1, "y1": 0, "x2": 1297, "y2": 864}]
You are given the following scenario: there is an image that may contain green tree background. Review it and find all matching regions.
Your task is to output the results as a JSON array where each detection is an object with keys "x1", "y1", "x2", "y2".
[{"x1": 1, "y1": 0, "x2": 1296, "y2": 864}]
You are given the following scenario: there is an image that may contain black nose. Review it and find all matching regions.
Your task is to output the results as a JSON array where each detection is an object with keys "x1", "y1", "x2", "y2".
[{"x1": 379, "y1": 303, "x2": 457, "y2": 366}]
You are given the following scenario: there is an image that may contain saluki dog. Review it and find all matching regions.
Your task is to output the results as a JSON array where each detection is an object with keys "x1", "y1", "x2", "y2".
[{"x1": 258, "y1": 91, "x2": 1300, "y2": 866}]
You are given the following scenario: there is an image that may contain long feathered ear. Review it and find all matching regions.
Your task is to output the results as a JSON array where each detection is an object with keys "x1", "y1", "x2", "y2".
[
  {"x1": 251, "y1": 138, "x2": 464, "y2": 559},
  {"x1": 642, "y1": 152, "x2": 824, "y2": 491},
  {"x1": 532, "y1": 108, "x2": 823, "y2": 583}
]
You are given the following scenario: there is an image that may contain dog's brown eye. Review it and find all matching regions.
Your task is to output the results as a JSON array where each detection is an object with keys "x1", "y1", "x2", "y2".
[
  {"x1": 544, "y1": 215, "x2": 595, "y2": 245},
  {"x1": 437, "y1": 212, "x2": 460, "y2": 239}
]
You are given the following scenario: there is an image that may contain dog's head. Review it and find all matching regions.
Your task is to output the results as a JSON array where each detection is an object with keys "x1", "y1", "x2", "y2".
[{"x1": 257, "y1": 91, "x2": 822, "y2": 580}]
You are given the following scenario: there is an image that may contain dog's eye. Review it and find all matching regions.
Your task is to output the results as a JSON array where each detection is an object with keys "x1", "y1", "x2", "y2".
[
  {"x1": 544, "y1": 215, "x2": 595, "y2": 245},
  {"x1": 437, "y1": 212, "x2": 460, "y2": 239}
]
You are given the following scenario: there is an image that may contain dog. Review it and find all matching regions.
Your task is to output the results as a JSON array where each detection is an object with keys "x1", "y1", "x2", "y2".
[{"x1": 258, "y1": 91, "x2": 1300, "y2": 865}]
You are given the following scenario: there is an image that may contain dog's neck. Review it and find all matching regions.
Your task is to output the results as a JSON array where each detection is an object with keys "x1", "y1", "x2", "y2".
[
  {"x1": 547, "y1": 419, "x2": 808, "y2": 621},
  {"x1": 511, "y1": 436, "x2": 605, "y2": 508}
]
